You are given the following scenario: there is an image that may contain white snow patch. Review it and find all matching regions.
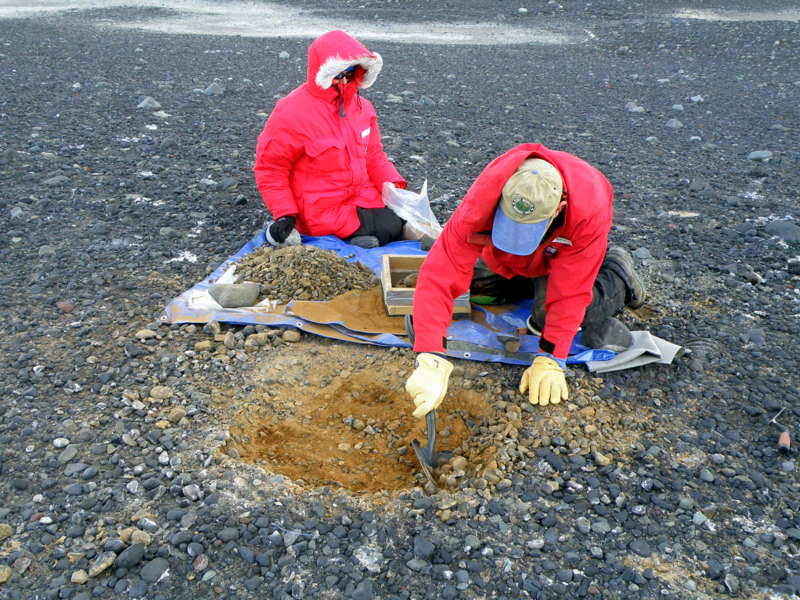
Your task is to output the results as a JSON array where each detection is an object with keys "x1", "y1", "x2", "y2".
[
  {"x1": 167, "y1": 251, "x2": 198, "y2": 263},
  {"x1": 675, "y1": 9, "x2": 800, "y2": 22},
  {"x1": 0, "y1": 0, "x2": 577, "y2": 45}
]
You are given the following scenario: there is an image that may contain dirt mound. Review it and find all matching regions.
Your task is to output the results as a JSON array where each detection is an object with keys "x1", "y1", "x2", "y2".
[{"x1": 235, "y1": 245, "x2": 378, "y2": 303}]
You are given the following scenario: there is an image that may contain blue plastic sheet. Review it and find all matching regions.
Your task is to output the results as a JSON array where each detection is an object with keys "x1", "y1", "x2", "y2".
[{"x1": 161, "y1": 232, "x2": 614, "y2": 366}]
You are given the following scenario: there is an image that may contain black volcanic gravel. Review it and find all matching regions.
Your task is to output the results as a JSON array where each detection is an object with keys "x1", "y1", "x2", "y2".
[{"x1": 1, "y1": 2, "x2": 799, "y2": 600}]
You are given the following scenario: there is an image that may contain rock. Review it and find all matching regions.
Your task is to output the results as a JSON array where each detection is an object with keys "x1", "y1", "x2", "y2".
[
  {"x1": 218, "y1": 527, "x2": 239, "y2": 542},
  {"x1": 352, "y1": 579, "x2": 373, "y2": 600},
  {"x1": 181, "y1": 483, "x2": 201, "y2": 501},
  {"x1": 137, "y1": 96, "x2": 161, "y2": 109},
  {"x1": 353, "y1": 546, "x2": 384, "y2": 573},
  {"x1": 55, "y1": 300, "x2": 74, "y2": 313},
  {"x1": 0, "y1": 524, "x2": 12, "y2": 541},
  {"x1": 141, "y1": 557, "x2": 170, "y2": 583},
  {"x1": 244, "y1": 332, "x2": 271, "y2": 347},
  {"x1": 699, "y1": 468, "x2": 715, "y2": 482},
  {"x1": 666, "y1": 118, "x2": 683, "y2": 129},
  {"x1": 413, "y1": 536, "x2": 435, "y2": 560},
  {"x1": 283, "y1": 530, "x2": 301, "y2": 547},
  {"x1": 592, "y1": 451, "x2": 611, "y2": 467},
  {"x1": 278, "y1": 51, "x2": 290, "y2": 59},
  {"x1": 149, "y1": 386, "x2": 173, "y2": 400},
  {"x1": 204, "y1": 82, "x2": 225, "y2": 96},
  {"x1": 208, "y1": 283, "x2": 261, "y2": 308},
  {"x1": 282, "y1": 329, "x2": 301, "y2": 342},
  {"x1": 115, "y1": 544, "x2": 146, "y2": 569},
  {"x1": 88, "y1": 551, "x2": 116, "y2": 577},
  {"x1": 625, "y1": 101, "x2": 645, "y2": 113},
  {"x1": 629, "y1": 539, "x2": 651, "y2": 557},
  {"x1": 71, "y1": 570, "x2": 89, "y2": 584},
  {"x1": 0, "y1": 565, "x2": 10, "y2": 583},
  {"x1": 592, "y1": 519, "x2": 611, "y2": 534},
  {"x1": 464, "y1": 533, "x2": 481, "y2": 552},
  {"x1": 194, "y1": 340, "x2": 213, "y2": 352},
  {"x1": 44, "y1": 175, "x2": 69, "y2": 186},
  {"x1": 135, "y1": 329, "x2": 157, "y2": 339},
  {"x1": 204, "y1": 321, "x2": 222, "y2": 335},
  {"x1": 193, "y1": 554, "x2": 208, "y2": 572},
  {"x1": 223, "y1": 331, "x2": 236, "y2": 349},
  {"x1": 58, "y1": 444, "x2": 78, "y2": 464},
  {"x1": 765, "y1": 221, "x2": 800, "y2": 243},
  {"x1": 788, "y1": 257, "x2": 800, "y2": 275},
  {"x1": 747, "y1": 150, "x2": 772, "y2": 161},
  {"x1": 406, "y1": 558, "x2": 428, "y2": 571},
  {"x1": 131, "y1": 530, "x2": 151, "y2": 545},
  {"x1": 167, "y1": 406, "x2": 186, "y2": 423}
]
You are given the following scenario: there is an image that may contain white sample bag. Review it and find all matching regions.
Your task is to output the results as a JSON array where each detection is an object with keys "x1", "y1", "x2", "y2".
[{"x1": 382, "y1": 181, "x2": 442, "y2": 240}]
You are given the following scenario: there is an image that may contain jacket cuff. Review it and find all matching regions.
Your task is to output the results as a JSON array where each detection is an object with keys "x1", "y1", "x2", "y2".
[
  {"x1": 412, "y1": 331, "x2": 446, "y2": 354},
  {"x1": 536, "y1": 351, "x2": 566, "y2": 370}
]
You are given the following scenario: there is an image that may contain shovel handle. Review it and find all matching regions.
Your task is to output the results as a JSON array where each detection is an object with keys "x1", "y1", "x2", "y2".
[{"x1": 426, "y1": 410, "x2": 437, "y2": 449}]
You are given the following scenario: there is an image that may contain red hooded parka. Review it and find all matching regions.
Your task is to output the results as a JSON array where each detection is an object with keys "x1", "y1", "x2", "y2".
[
  {"x1": 412, "y1": 144, "x2": 614, "y2": 360},
  {"x1": 254, "y1": 30, "x2": 406, "y2": 238}
]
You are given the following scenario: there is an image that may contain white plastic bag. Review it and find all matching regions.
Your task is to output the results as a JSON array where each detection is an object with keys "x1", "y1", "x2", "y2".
[{"x1": 382, "y1": 180, "x2": 442, "y2": 240}]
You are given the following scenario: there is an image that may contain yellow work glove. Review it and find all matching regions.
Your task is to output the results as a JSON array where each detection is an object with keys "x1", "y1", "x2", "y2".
[
  {"x1": 405, "y1": 353, "x2": 453, "y2": 419},
  {"x1": 519, "y1": 355, "x2": 568, "y2": 406}
]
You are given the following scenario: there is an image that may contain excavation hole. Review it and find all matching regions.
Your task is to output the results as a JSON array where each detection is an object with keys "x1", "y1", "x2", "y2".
[{"x1": 223, "y1": 354, "x2": 492, "y2": 494}]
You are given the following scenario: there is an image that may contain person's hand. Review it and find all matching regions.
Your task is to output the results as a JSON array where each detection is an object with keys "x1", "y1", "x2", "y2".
[
  {"x1": 519, "y1": 355, "x2": 568, "y2": 406},
  {"x1": 266, "y1": 216, "x2": 296, "y2": 245},
  {"x1": 405, "y1": 353, "x2": 453, "y2": 418}
]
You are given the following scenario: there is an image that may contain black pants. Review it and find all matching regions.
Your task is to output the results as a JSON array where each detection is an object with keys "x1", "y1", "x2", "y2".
[
  {"x1": 348, "y1": 207, "x2": 404, "y2": 246},
  {"x1": 470, "y1": 255, "x2": 627, "y2": 333}
]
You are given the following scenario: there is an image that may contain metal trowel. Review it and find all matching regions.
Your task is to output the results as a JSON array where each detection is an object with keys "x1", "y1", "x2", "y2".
[{"x1": 412, "y1": 410, "x2": 452, "y2": 486}]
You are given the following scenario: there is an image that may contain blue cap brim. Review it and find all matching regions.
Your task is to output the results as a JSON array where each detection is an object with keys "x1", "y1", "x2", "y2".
[{"x1": 491, "y1": 203, "x2": 551, "y2": 256}]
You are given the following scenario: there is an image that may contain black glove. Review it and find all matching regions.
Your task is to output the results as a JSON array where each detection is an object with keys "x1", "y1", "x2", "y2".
[{"x1": 267, "y1": 215, "x2": 296, "y2": 244}]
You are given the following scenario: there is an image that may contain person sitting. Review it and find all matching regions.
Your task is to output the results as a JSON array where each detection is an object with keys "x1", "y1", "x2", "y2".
[{"x1": 254, "y1": 30, "x2": 407, "y2": 249}]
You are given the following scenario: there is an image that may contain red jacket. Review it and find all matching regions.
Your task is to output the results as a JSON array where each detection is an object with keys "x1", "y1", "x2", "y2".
[
  {"x1": 253, "y1": 30, "x2": 405, "y2": 238},
  {"x1": 412, "y1": 144, "x2": 613, "y2": 360}
]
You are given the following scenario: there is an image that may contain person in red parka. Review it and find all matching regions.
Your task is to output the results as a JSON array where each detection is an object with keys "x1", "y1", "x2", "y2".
[
  {"x1": 254, "y1": 30, "x2": 407, "y2": 249},
  {"x1": 404, "y1": 144, "x2": 646, "y2": 418}
]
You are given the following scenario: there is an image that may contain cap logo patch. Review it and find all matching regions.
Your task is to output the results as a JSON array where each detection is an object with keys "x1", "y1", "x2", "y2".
[{"x1": 511, "y1": 194, "x2": 535, "y2": 216}]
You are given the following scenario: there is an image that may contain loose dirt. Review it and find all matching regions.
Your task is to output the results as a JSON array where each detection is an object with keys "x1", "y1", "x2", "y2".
[
  {"x1": 223, "y1": 348, "x2": 492, "y2": 494},
  {"x1": 218, "y1": 340, "x2": 658, "y2": 496},
  {"x1": 234, "y1": 245, "x2": 378, "y2": 304}
]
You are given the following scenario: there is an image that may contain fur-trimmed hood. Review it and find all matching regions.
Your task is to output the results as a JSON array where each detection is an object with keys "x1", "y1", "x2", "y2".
[{"x1": 307, "y1": 30, "x2": 383, "y2": 91}]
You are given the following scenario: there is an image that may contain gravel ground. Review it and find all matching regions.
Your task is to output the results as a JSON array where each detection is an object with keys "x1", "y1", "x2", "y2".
[{"x1": 1, "y1": 2, "x2": 800, "y2": 599}]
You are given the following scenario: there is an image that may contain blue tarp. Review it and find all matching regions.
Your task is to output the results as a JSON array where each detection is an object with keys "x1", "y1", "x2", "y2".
[{"x1": 161, "y1": 232, "x2": 614, "y2": 366}]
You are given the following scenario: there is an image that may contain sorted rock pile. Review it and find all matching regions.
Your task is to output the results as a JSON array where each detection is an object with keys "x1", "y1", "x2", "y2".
[{"x1": 234, "y1": 245, "x2": 378, "y2": 303}]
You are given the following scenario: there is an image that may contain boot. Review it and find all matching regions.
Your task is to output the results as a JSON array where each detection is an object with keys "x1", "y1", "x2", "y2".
[
  {"x1": 582, "y1": 317, "x2": 633, "y2": 352},
  {"x1": 603, "y1": 246, "x2": 646, "y2": 308}
]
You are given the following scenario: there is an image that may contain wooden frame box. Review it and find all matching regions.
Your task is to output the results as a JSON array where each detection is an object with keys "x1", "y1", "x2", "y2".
[{"x1": 380, "y1": 254, "x2": 471, "y2": 316}]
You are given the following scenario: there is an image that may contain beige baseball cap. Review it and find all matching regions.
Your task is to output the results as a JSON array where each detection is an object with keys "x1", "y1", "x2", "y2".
[{"x1": 492, "y1": 158, "x2": 563, "y2": 255}]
